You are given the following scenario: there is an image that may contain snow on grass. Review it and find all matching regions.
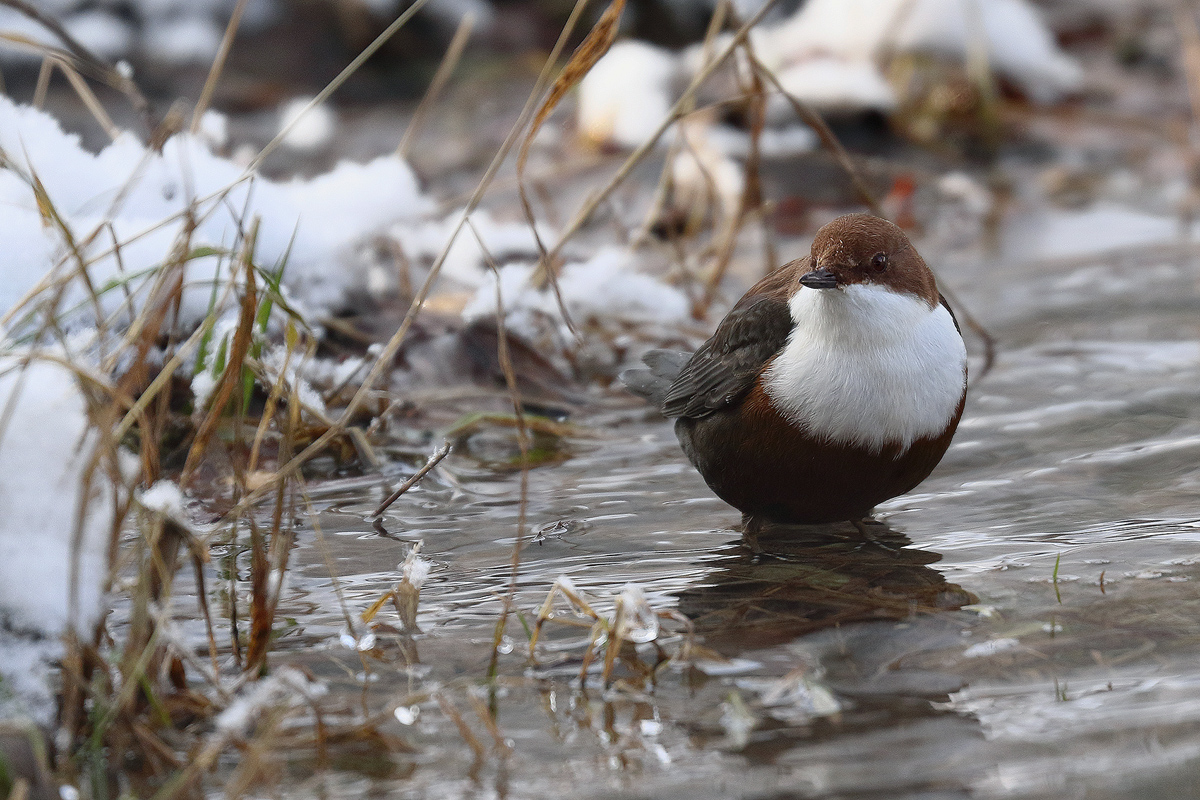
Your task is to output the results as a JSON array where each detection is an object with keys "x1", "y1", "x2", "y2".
[
  {"x1": 0, "y1": 96, "x2": 685, "y2": 343},
  {"x1": 139, "y1": 480, "x2": 187, "y2": 526},
  {"x1": 0, "y1": 93, "x2": 699, "y2": 371},
  {"x1": 0, "y1": 356, "x2": 127, "y2": 721},
  {"x1": 0, "y1": 96, "x2": 434, "y2": 334},
  {"x1": 462, "y1": 246, "x2": 690, "y2": 341}
]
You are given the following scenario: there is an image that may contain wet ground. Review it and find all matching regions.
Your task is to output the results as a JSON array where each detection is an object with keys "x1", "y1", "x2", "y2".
[{"x1": 168, "y1": 194, "x2": 1200, "y2": 798}]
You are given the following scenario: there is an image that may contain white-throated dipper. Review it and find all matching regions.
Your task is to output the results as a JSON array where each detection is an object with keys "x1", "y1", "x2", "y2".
[{"x1": 623, "y1": 213, "x2": 967, "y2": 524}]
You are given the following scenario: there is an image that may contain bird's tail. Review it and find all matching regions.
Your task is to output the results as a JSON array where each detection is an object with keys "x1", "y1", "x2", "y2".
[{"x1": 619, "y1": 350, "x2": 690, "y2": 409}]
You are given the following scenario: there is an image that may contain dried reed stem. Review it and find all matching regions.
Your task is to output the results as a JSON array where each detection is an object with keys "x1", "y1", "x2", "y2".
[
  {"x1": 371, "y1": 440, "x2": 453, "y2": 517},
  {"x1": 396, "y1": 12, "x2": 476, "y2": 159},
  {"x1": 191, "y1": 0, "x2": 251, "y2": 133}
]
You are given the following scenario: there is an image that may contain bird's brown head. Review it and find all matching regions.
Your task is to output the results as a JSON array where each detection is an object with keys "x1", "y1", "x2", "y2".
[{"x1": 798, "y1": 214, "x2": 938, "y2": 306}]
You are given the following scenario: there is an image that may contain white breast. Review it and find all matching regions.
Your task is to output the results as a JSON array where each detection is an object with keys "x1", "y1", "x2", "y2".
[{"x1": 762, "y1": 283, "x2": 967, "y2": 452}]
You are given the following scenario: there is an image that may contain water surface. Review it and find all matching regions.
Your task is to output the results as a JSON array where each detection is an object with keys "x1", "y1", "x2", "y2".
[{"x1": 208, "y1": 216, "x2": 1200, "y2": 798}]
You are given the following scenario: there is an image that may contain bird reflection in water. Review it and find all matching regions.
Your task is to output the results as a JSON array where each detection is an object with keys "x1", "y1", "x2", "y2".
[{"x1": 677, "y1": 518, "x2": 977, "y2": 653}]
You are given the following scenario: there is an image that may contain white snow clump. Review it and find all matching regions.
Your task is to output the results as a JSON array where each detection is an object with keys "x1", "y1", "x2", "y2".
[
  {"x1": 462, "y1": 246, "x2": 690, "y2": 340},
  {"x1": 0, "y1": 96, "x2": 434, "y2": 332},
  {"x1": 0, "y1": 356, "x2": 129, "y2": 721},
  {"x1": 578, "y1": 40, "x2": 680, "y2": 149},
  {"x1": 762, "y1": 0, "x2": 1082, "y2": 106}
]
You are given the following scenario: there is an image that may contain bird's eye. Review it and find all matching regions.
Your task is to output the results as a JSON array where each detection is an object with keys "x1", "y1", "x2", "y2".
[{"x1": 869, "y1": 252, "x2": 888, "y2": 271}]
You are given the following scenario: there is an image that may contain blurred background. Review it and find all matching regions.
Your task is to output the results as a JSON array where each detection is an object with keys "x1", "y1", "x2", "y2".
[{"x1": 7, "y1": 3, "x2": 1200, "y2": 799}]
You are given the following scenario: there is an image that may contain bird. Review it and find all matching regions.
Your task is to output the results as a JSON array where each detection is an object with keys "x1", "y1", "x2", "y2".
[{"x1": 623, "y1": 213, "x2": 967, "y2": 525}]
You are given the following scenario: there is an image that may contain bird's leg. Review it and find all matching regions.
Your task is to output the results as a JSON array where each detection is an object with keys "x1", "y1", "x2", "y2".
[
  {"x1": 741, "y1": 514, "x2": 765, "y2": 555},
  {"x1": 851, "y1": 517, "x2": 900, "y2": 554}
]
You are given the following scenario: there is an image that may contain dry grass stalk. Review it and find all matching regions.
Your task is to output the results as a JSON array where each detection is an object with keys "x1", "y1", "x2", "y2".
[
  {"x1": 469, "y1": 218, "x2": 535, "y2": 680},
  {"x1": 519, "y1": 0, "x2": 628, "y2": 307},
  {"x1": 396, "y1": 12, "x2": 476, "y2": 159},
  {"x1": 245, "y1": 514, "x2": 271, "y2": 675},
  {"x1": 371, "y1": 440, "x2": 452, "y2": 517},
  {"x1": 31, "y1": 55, "x2": 51, "y2": 108},
  {"x1": 529, "y1": 577, "x2": 600, "y2": 656},
  {"x1": 180, "y1": 221, "x2": 260, "y2": 486},
  {"x1": 0, "y1": 0, "x2": 154, "y2": 130},
  {"x1": 539, "y1": 0, "x2": 786, "y2": 282},
  {"x1": 191, "y1": 0, "x2": 251, "y2": 133},
  {"x1": 466, "y1": 691, "x2": 513, "y2": 756},
  {"x1": 436, "y1": 693, "x2": 488, "y2": 763}
]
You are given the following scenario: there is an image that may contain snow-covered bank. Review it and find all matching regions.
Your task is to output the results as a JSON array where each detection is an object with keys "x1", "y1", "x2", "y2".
[
  {"x1": 0, "y1": 97, "x2": 435, "y2": 334},
  {"x1": 580, "y1": 0, "x2": 1081, "y2": 148},
  {"x1": 0, "y1": 356, "x2": 127, "y2": 721}
]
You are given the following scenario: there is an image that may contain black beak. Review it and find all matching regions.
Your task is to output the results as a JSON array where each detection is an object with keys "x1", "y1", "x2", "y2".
[{"x1": 799, "y1": 267, "x2": 839, "y2": 290}]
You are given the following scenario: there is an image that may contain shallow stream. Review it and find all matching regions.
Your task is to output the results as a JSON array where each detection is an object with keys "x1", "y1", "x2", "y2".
[{"x1": 183, "y1": 203, "x2": 1200, "y2": 798}]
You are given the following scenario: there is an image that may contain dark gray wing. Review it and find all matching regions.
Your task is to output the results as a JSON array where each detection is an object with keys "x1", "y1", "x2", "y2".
[
  {"x1": 661, "y1": 295, "x2": 792, "y2": 419},
  {"x1": 620, "y1": 350, "x2": 691, "y2": 407}
]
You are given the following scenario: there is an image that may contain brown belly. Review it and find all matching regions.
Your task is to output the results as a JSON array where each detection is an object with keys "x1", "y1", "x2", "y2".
[{"x1": 675, "y1": 384, "x2": 963, "y2": 524}]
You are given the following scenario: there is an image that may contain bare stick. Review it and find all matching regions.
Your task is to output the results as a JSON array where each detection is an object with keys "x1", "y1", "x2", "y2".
[
  {"x1": 371, "y1": 441, "x2": 453, "y2": 518},
  {"x1": 0, "y1": 0, "x2": 154, "y2": 131},
  {"x1": 397, "y1": 13, "x2": 476, "y2": 159},
  {"x1": 190, "y1": 0, "x2": 250, "y2": 133},
  {"x1": 748, "y1": 52, "x2": 885, "y2": 217},
  {"x1": 247, "y1": 0, "x2": 433, "y2": 172}
]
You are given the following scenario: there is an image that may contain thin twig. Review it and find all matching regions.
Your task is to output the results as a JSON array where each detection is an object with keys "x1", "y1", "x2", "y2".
[
  {"x1": 247, "y1": 0, "x2": 433, "y2": 172},
  {"x1": 190, "y1": 0, "x2": 251, "y2": 133},
  {"x1": 0, "y1": 0, "x2": 154, "y2": 131},
  {"x1": 371, "y1": 441, "x2": 453, "y2": 518},
  {"x1": 396, "y1": 12, "x2": 475, "y2": 159}
]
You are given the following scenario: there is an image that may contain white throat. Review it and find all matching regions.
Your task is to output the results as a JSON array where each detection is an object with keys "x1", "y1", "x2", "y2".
[{"x1": 762, "y1": 283, "x2": 967, "y2": 452}]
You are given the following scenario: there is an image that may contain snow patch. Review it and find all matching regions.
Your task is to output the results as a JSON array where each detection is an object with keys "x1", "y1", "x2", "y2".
[
  {"x1": 766, "y1": 0, "x2": 1081, "y2": 105},
  {"x1": 462, "y1": 247, "x2": 689, "y2": 340},
  {"x1": 771, "y1": 57, "x2": 898, "y2": 115},
  {"x1": 0, "y1": 97, "x2": 433, "y2": 333},
  {"x1": 278, "y1": 97, "x2": 337, "y2": 152},
  {"x1": 0, "y1": 357, "x2": 117, "y2": 637},
  {"x1": 578, "y1": 40, "x2": 680, "y2": 149}
]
